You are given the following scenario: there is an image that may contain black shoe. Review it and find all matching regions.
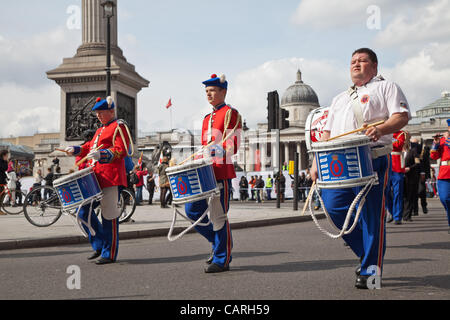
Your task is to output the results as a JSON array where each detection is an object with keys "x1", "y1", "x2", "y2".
[
  {"x1": 423, "y1": 209, "x2": 428, "y2": 214},
  {"x1": 206, "y1": 250, "x2": 214, "y2": 265},
  {"x1": 95, "y1": 258, "x2": 115, "y2": 265},
  {"x1": 204, "y1": 263, "x2": 229, "y2": 273},
  {"x1": 355, "y1": 256, "x2": 362, "y2": 275},
  {"x1": 394, "y1": 220, "x2": 402, "y2": 225},
  {"x1": 355, "y1": 275, "x2": 370, "y2": 289},
  {"x1": 87, "y1": 250, "x2": 101, "y2": 260}
]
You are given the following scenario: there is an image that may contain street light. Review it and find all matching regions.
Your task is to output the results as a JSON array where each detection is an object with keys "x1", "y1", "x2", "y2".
[
  {"x1": 243, "y1": 120, "x2": 249, "y2": 173},
  {"x1": 101, "y1": 0, "x2": 115, "y2": 96}
]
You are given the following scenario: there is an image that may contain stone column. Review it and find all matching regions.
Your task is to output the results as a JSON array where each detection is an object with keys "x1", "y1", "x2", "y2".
[
  {"x1": 78, "y1": 0, "x2": 122, "y2": 57},
  {"x1": 284, "y1": 142, "x2": 290, "y2": 166},
  {"x1": 260, "y1": 142, "x2": 267, "y2": 171},
  {"x1": 297, "y1": 142, "x2": 302, "y2": 169}
]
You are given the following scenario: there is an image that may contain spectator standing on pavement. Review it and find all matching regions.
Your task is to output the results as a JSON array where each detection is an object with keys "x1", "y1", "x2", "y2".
[
  {"x1": 43, "y1": 167, "x2": 54, "y2": 200},
  {"x1": 6, "y1": 162, "x2": 17, "y2": 207},
  {"x1": 280, "y1": 173, "x2": 286, "y2": 203},
  {"x1": 146, "y1": 171, "x2": 156, "y2": 205},
  {"x1": 249, "y1": 176, "x2": 256, "y2": 200},
  {"x1": 266, "y1": 175, "x2": 273, "y2": 201},
  {"x1": 239, "y1": 176, "x2": 249, "y2": 201},
  {"x1": 158, "y1": 157, "x2": 170, "y2": 208},
  {"x1": 299, "y1": 172, "x2": 306, "y2": 202},
  {"x1": 0, "y1": 150, "x2": 8, "y2": 215},
  {"x1": 165, "y1": 158, "x2": 177, "y2": 206},
  {"x1": 256, "y1": 176, "x2": 264, "y2": 203}
]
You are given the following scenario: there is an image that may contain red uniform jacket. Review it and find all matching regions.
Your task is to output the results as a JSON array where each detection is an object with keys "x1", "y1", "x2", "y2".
[
  {"x1": 76, "y1": 119, "x2": 131, "y2": 188},
  {"x1": 430, "y1": 136, "x2": 450, "y2": 180},
  {"x1": 202, "y1": 104, "x2": 241, "y2": 181},
  {"x1": 391, "y1": 131, "x2": 406, "y2": 173}
]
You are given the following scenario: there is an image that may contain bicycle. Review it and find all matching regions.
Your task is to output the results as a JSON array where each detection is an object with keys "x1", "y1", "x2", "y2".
[
  {"x1": 0, "y1": 184, "x2": 27, "y2": 215},
  {"x1": 23, "y1": 185, "x2": 137, "y2": 227}
]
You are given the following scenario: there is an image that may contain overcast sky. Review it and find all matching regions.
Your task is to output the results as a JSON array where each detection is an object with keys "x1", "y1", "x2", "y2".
[{"x1": 1, "y1": 0, "x2": 449, "y2": 138}]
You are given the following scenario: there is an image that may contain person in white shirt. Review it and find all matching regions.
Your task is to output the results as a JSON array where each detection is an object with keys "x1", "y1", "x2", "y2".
[{"x1": 310, "y1": 48, "x2": 411, "y2": 289}]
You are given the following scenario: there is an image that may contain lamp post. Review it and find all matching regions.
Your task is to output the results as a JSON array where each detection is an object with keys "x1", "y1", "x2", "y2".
[
  {"x1": 101, "y1": 0, "x2": 115, "y2": 97},
  {"x1": 243, "y1": 120, "x2": 249, "y2": 174}
]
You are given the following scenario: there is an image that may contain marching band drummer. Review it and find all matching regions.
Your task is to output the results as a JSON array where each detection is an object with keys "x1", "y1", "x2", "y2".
[
  {"x1": 310, "y1": 48, "x2": 411, "y2": 289},
  {"x1": 185, "y1": 74, "x2": 241, "y2": 273},
  {"x1": 386, "y1": 130, "x2": 408, "y2": 225},
  {"x1": 430, "y1": 120, "x2": 450, "y2": 233},
  {"x1": 65, "y1": 97, "x2": 131, "y2": 265}
]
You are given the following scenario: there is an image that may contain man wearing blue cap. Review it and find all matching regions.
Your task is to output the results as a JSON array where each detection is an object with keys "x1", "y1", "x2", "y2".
[
  {"x1": 65, "y1": 96, "x2": 132, "y2": 264},
  {"x1": 184, "y1": 74, "x2": 242, "y2": 273},
  {"x1": 430, "y1": 119, "x2": 450, "y2": 233}
]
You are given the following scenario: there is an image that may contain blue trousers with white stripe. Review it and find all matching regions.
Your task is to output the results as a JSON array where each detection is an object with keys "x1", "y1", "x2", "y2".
[
  {"x1": 321, "y1": 155, "x2": 390, "y2": 277},
  {"x1": 437, "y1": 179, "x2": 450, "y2": 226},
  {"x1": 77, "y1": 187, "x2": 121, "y2": 261},
  {"x1": 185, "y1": 179, "x2": 233, "y2": 268},
  {"x1": 386, "y1": 171, "x2": 405, "y2": 222}
]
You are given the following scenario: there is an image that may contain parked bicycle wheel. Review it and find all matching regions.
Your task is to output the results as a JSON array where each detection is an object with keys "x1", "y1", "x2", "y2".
[
  {"x1": 119, "y1": 188, "x2": 136, "y2": 224},
  {"x1": 1, "y1": 190, "x2": 27, "y2": 215},
  {"x1": 23, "y1": 186, "x2": 62, "y2": 227}
]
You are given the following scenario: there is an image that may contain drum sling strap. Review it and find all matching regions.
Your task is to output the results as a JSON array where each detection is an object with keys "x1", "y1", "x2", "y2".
[{"x1": 347, "y1": 84, "x2": 392, "y2": 159}]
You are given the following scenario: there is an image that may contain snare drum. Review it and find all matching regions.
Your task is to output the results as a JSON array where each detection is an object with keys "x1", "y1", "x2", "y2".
[
  {"x1": 53, "y1": 167, "x2": 102, "y2": 210},
  {"x1": 166, "y1": 158, "x2": 220, "y2": 204},
  {"x1": 312, "y1": 135, "x2": 378, "y2": 189}
]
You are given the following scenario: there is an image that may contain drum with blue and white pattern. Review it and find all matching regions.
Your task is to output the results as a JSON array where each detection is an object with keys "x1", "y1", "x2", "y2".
[
  {"x1": 53, "y1": 167, "x2": 102, "y2": 210},
  {"x1": 312, "y1": 135, "x2": 378, "y2": 189},
  {"x1": 166, "y1": 159, "x2": 220, "y2": 204}
]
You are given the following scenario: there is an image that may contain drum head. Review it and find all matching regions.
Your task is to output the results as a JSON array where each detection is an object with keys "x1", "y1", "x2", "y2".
[
  {"x1": 166, "y1": 158, "x2": 213, "y2": 175},
  {"x1": 53, "y1": 167, "x2": 94, "y2": 187},
  {"x1": 305, "y1": 107, "x2": 330, "y2": 151}
]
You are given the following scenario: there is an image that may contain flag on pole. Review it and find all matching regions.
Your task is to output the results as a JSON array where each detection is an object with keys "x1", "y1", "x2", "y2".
[
  {"x1": 138, "y1": 152, "x2": 143, "y2": 170},
  {"x1": 166, "y1": 98, "x2": 172, "y2": 109}
]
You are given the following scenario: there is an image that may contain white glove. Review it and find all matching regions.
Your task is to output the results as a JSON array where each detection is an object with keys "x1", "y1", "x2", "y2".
[
  {"x1": 87, "y1": 150, "x2": 101, "y2": 161},
  {"x1": 65, "y1": 147, "x2": 75, "y2": 154}
]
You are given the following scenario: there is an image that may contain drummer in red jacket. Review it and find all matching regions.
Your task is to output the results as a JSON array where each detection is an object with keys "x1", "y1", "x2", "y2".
[
  {"x1": 430, "y1": 119, "x2": 450, "y2": 232},
  {"x1": 65, "y1": 96, "x2": 132, "y2": 265},
  {"x1": 185, "y1": 74, "x2": 241, "y2": 273},
  {"x1": 386, "y1": 130, "x2": 408, "y2": 224}
]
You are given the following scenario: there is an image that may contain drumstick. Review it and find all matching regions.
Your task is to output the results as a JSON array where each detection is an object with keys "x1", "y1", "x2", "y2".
[
  {"x1": 74, "y1": 144, "x2": 104, "y2": 168},
  {"x1": 55, "y1": 148, "x2": 71, "y2": 155},
  {"x1": 326, "y1": 120, "x2": 385, "y2": 142}
]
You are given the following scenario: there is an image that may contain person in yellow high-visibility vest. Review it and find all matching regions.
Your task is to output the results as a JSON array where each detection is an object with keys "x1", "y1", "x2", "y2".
[{"x1": 266, "y1": 175, "x2": 273, "y2": 200}]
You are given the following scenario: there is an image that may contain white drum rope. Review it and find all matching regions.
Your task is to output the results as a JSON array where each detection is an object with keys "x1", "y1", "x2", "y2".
[
  {"x1": 308, "y1": 177, "x2": 377, "y2": 239},
  {"x1": 167, "y1": 195, "x2": 214, "y2": 242}
]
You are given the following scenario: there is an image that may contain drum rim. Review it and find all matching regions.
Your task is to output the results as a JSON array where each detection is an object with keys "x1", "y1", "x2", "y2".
[
  {"x1": 317, "y1": 175, "x2": 378, "y2": 189},
  {"x1": 171, "y1": 188, "x2": 220, "y2": 204},
  {"x1": 166, "y1": 158, "x2": 214, "y2": 175},
  {"x1": 53, "y1": 167, "x2": 95, "y2": 187},
  {"x1": 311, "y1": 135, "x2": 371, "y2": 151}
]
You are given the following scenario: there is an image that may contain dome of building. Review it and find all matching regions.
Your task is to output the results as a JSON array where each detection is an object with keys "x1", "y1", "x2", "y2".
[{"x1": 281, "y1": 70, "x2": 320, "y2": 107}]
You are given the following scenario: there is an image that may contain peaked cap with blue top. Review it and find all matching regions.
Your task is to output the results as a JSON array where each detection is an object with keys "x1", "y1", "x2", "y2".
[
  {"x1": 202, "y1": 74, "x2": 228, "y2": 90},
  {"x1": 447, "y1": 119, "x2": 450, "y2": 126},
  {"x1": 92, "y1": 96, "x2": 115, "y2": 111}
]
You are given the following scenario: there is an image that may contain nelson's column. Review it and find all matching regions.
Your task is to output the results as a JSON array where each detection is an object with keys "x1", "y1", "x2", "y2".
[{"x1": 47, "y1": 0, "x2": 149, "y2": 159}]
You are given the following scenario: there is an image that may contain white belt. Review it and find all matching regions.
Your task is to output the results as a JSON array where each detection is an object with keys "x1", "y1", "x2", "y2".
[
  {"x1": 391, "y1": 151, "x2": 405, "y2": 169},
  {"x1": 442, "y1": 161, "x2": 449, "y2": 166},
  {"x1": 371, "y1": 145, "x2": 393, "y2": 159}
]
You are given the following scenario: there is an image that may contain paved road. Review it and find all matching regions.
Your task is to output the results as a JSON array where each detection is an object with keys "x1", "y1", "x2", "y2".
[{"x1": 0, "y1": 203, "x2": 448, "y2": 300}]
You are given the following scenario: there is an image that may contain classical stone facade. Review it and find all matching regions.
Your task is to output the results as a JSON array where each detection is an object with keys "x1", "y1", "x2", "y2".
[{"x1": 405, "y1": 91, "x2": 450, "y2": 144}]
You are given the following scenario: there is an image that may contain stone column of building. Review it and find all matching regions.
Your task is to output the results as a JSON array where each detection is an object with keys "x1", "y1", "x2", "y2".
[
  {"x1": 272, "y1": 141, "x2": 278, "y2": 170},
  {"x1": 260, "y1": 142, "x2": 267, "y2": 171},
  {"x1": 284, "y1": 142, "x2": 290, "y2": 167},
  {"x1": 296, "y1": 142, "x2": 302, "y2": 169},
  {"x1": 248, "y1": 142, "x2": 255, "y2": 172}
]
